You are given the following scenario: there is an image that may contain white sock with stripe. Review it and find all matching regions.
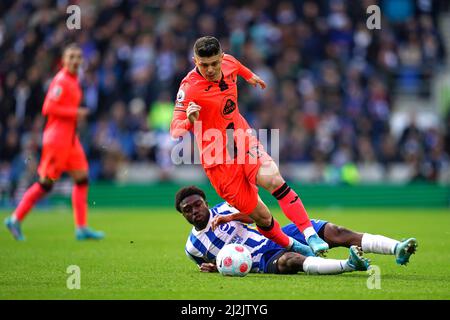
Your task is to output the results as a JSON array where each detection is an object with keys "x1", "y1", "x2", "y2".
[
  {"x1": 361, "y1": 233, "x2": 399, "y2": 255},
  {"x1": 303, "y1": 257, "x2": 353, "y2": 275}
]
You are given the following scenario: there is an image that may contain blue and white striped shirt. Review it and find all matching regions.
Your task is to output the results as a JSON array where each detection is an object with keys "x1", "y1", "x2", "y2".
[{"x1": 185, "y1": 202, "x2": 269, "y2": 272}]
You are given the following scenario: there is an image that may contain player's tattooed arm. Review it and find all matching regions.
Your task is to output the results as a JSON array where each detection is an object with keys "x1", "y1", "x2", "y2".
[{"x1": 211, "y1": 213, "x2": 255, "y2": 230}]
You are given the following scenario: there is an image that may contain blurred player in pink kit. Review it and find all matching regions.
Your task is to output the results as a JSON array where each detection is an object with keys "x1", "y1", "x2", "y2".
[{"x1": 4, "y1": 44, "x2": 104, "y2": 241}]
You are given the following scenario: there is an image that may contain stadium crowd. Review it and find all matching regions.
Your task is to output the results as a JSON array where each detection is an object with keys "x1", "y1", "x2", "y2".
[{"x1": 0, "y1": 0, "x2": 449, "y2": 197}]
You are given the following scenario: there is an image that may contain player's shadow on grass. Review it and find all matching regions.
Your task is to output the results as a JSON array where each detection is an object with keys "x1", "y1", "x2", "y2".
[{"x1": 247, "y1": 274, "x2": 370, "y2": 279}]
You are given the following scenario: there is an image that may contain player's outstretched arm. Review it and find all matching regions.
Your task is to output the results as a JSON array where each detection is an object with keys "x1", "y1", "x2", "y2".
[
  {"x1": 211, "y1": 213, "x2": 254, "y2": 230},
  {"x1": 233, "y1": 55, "x2": 266, "y2": 89},
  {"x1": 247, "y1": 74, "x2": 266, "y2": 89}
]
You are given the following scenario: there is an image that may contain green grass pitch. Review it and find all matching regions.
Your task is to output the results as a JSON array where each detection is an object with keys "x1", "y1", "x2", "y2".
[{"x1": 1, "y1": 207, "x2": 449, "y2": 299}]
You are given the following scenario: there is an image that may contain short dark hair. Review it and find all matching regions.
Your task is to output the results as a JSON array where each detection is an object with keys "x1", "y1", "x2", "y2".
[
  {"x1": 194, "y1": 36, "x2": 221, "y2": 57},
  {"x1": 175, "y1": 186, "x2": 207, "y2": 213},
  {"x1": 63, "y1": 42, "x2": 81, "y2": 54}
]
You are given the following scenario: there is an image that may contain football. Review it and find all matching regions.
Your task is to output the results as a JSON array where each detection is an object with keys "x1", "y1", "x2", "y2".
[{"x1": 216, "y1": 244, "x2": 253, "y2": 277}]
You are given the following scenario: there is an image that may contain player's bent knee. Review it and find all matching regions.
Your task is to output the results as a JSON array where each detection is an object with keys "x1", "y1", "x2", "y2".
[
  {"x1": 277, "y1": 252, "x2": 304, "y2": 274},
  {"x1": 257, "y1": 162, "x2": 283, "y2": 191},
  {"x1": 38, "y1": 179, "x2": 54, "y2": 192},
  {"x1": 75, "y1": 177, "x2": 89, "y2": 186},
  {"x1": 334, "y1": 225, "x2": 353, "y2": 238},
  {"x1": 328, "y1": 223, "x2": 343, "y2": 235},
  {"x1": 269, "y1": 174, "x2": 285, "y2": 191},
  {"x1": 325, "y1": 223, "x2": 355, "y2": 247}
]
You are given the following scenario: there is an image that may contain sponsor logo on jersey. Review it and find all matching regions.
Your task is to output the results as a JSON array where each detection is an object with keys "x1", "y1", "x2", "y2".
[
  {"x1": 221, "y1": 96, "x2": 236, "y2": 120},
  {"x1": 230, "y1": 234, "x2": 243, "y2": 244}
]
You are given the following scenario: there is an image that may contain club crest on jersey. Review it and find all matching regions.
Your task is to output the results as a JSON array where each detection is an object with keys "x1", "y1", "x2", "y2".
[
  {"x1": 221, "y1": 95, "x2": 236, "y2": 120},
  {"x1": 218, "y1": 223, "x2": 230, "y2": 232}
]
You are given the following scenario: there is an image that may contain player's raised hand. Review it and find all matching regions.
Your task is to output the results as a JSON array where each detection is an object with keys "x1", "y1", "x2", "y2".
[
  {"x1": 248, "y1": 74, "x2": 266, "y2": 90},
  {"x1": 187, "y1": 102, "x2": 201, "y2": 123},
  {"x1": 199, "y1": 263, "x2": 218, "y2": 273},
  {"x1": 211, "y1": 215, "x2": 232, "y2": 231}
]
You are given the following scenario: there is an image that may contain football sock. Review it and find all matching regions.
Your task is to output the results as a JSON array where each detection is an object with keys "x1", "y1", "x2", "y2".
[
  {"x1": 72, "y1": 181, "x2": 88, "y2": 228},
  {"x1": 13, "y1": 183, "x2": 48, "y2": 222},
  {"x1": 303, "y1": 257, "x2": 352, "y2": 275},
  {"x1": 272, "y1": 183, "x2": 314, "y2": 238},
  {"x1": 256, "y1": 217, "x2": 291, "y2": 248},
  {"x1": 361, "y1": 233, "x2": 399, "y2": 255}
]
